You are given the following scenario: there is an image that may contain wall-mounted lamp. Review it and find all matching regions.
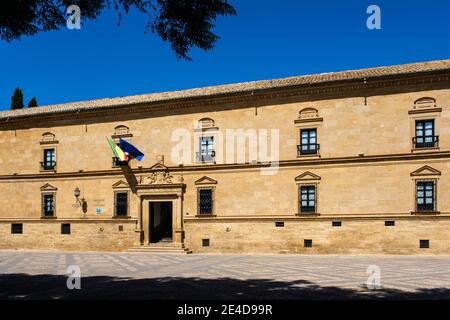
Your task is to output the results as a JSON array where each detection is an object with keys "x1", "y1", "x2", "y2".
[{"x1": 74, "y1": 187, "x2": 88, "y2": 215}]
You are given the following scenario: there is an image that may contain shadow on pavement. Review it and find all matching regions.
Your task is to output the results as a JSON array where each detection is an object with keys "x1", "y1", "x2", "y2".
[{"x1": 0, "y1": 273, "x2": 448, "y2": 300}]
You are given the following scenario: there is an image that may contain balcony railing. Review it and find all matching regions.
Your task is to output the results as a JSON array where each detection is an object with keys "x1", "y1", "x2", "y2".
[
  {"x1": 40, "y1": 161, "x2": 56, "y2": 170},
  {"x1": 196, "y1": 151, "x2": 215, "y2": 163},
  {"x1": 413, "y1": 136, "x2": 439, "y2": 149},
  {"x1": 112, "y1": 157, "x2": 129, "y2": 167},
  {"x1": 297, "y1": 144, "x2": 320, "y2": 156}
]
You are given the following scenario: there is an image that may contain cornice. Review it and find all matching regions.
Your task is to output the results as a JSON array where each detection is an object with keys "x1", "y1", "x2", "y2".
[
  {"x1": 1, "y1": 70, "x2": 449, "y2": 130},
  {"x1": 1, "y1": 150, "x2": 450, "y2": 181}
]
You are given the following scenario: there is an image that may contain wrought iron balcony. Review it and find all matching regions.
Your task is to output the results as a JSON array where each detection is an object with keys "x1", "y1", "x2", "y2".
[
  {"x1": 413, "y1": 136, "x2": 439, "y2": 149},
  {"x1": 112, "y1": 157, "x2": 129, "y2": 167},
  {"x1": 297, "y1": 144, "x2": 320, "y2": 156},
  {"x1": 40, "y1": 161, "x2": 56, "y2": 170},
  {"x1": 196, "y1": 151, "x2": 215, "y2": 163}
]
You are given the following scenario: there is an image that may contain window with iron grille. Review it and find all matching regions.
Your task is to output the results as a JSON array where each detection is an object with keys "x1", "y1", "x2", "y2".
[
  {"x1": 299, "y1": 185, "x2": 316, "y2": 213},
  {"x1": 202, "y1": 239, "x2": 210, "y2": 247},
  {"x1": 420, "y1": 240, "x2": 430, "y2": 249},
  {"x1": 416, "y1": 181, "x2": 435, "y2": 212},
  {"x1": 41, "y1": 148, "x2": 56, "y2": 170},
  {"x1": 332, "y1": 221, "x2": 342, "y2": 227},
  {"x1": 42, "y1": 193, "x2": 55, "y2": 217},
  {"x1": 11, "y1": 223, "x2": 23, "y2": 234},
  {"x1": 61, "y1": 223, "x2": 71, "y2": 235},
  {"x1": 304, "y1": 239, "x2": 312, "y2": 248},
  {"x1": 385, "y1": 220, "x2": 395, "y2": 227},
  {"x1": 299, "y1": 129, "x2": 318, "y2": 155},
  {"x1": 414, "y1": 120, "x2": 437, "y2": 148},
  {"x1": 198, "y1": 136, "x2": 215, "y2": 162},
  {"x1": 115, "y1": 192, "x2": 128, "y2": 216},
  {"x1": 198, "y1": 188, "x2": 213, "y2": 215},
  {"x1": 275, "y1": 221, "x2": 285, "y2": 227}
]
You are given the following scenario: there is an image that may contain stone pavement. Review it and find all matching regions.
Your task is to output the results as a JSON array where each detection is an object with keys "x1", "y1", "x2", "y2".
[{"x1": 0, "y1": 250, "x2": 450, "y2": 299}]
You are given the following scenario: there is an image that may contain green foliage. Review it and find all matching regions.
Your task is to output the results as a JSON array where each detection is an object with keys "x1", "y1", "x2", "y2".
[
  {"x1": 28, "y1": 96, "x2": 38, "y2": 108},
  {"x1": 0, "y1": 0, "x2": 236, "y2": 60},
  {"x1": 11, "y1": 87, "x2": 24, "y2": 110}
]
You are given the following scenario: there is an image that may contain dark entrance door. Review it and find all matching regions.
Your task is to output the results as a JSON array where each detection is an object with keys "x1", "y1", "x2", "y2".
[{"x1": 149, "y1": 202, "x2": 173, "y2": 243}]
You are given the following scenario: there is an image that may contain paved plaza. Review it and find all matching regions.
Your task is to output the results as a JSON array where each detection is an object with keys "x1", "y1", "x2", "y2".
[{"x1": 1, "y1": 250, "x2": 450, "y2": 299}]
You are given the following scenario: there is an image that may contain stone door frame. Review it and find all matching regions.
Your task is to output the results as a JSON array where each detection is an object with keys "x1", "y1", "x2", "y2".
[{"x1": 136, "y1": 184, "x2": 185, "y2": 246}]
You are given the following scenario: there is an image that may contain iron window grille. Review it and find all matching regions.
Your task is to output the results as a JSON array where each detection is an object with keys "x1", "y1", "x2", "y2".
[
  {"x1": 299, "y1": 185, "x2": 316, "y2": 214},
  {"x1": 304, "y1": 239, "x2": 312, "y2": 248},
  {"x1": 115, "y1": 192, "x2": 129, "y2": 217},
  {"x1": 414, "y1": 120, "x2": 438, "y2": 148},
  {"x1": 197, "y1": 136, "x2": 215, "y2": 162},
  {"x1": 420, "y1": 240, "x2": 430, "y2": 249},
  {"x1": 416, "y1": 181, "x2": 436, "y2": 212},
  {"x1": 198, "y1": 188, "x2": 213, "y2": 215},
  {"x1": 298, "y1": 129, "x2": 319, "y2": 155},
  {"x1": 41, "y1": 149, "x2": 56, "y2": 170},
  {"x1": 61, "y1": 224, "x2": 71, "y2": 235},
  {"x1": 11, "y1": 223, "x2": 23, "y2": 234},
  {"x1": 42, "y1": 193, "x2": 55, "y2": 217}
]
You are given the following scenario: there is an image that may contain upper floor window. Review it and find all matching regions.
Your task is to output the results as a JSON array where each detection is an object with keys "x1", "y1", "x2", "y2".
[
  {"x1": 414, "y1": 120, "x2": 438, "y2": 149},
  {"x1": 198, "y1": 188, "x2": 214, "y2": 215},
  {"x1": 197, "y1": 136, "x2": 215, "y2": 163},
  {"x1": 41, "y1": 148, "x2": 56, "y2": 170},
  {"x1": 298, "y1": 129, "x2": 319, "y2": 155},
  {"x1": 299, "y1": 185, "x2": 316, "y2": 214},
  {"x1": 114, "y1": 192, "x2": 129, "y2": 217},
  {"x1": 42, "y1": 193, "x2": 55, "y2": 217},
  {"x1": 416, "y1": 181, "x2": 435, "y2": 212}
]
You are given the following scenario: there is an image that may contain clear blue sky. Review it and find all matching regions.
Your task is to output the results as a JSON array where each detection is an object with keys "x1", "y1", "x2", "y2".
[{"x1": 0, "y1": 0, "x2": 449, "y2": 110}]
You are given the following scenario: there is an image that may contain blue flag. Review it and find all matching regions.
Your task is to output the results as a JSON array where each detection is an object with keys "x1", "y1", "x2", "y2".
[{"x1": 118, "y1": 138, "x2": 145, "y2": 161}]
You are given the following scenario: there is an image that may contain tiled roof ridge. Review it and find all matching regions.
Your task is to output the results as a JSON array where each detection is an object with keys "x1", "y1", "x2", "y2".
[{"x1": 1, "y1": 58, "x2": 449, "y2": 120}]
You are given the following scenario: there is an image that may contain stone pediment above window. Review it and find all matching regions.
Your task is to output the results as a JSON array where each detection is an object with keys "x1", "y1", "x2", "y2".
[
  {"x1": 295, "y1": 108, "x2": 323, "y2": 124},
  {"x1": 195, "y1": 176, "x2": 218, "y2": 185},
  {"x1": 410, "y1": 165, "x2": 441, "y2": 177},
  {"x1": 40, "y1": 132, "x2": 58, "y2": 145},
  {"x1": 112, "y1": 180, "x2": 129, "y2": 189},
  {"x1": 295, "y1": 171, "x2": 321, "y2": 182},
  {"x1": 112, "y1": 125, "x2": 132, "y2": 140},
  {"x1": 40, "y1": 183, "x2": 58, "y2": 191},
  {"x1": 409, "y1": 97, "x2": 442, "y2": 115}
]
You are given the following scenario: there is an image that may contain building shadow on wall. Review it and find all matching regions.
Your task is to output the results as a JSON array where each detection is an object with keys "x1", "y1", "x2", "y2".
[{"x1": 0, "y1": 273, "x2": 449, "y2": 300}]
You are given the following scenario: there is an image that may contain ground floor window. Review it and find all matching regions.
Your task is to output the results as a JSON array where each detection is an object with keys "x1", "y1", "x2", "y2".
[
  {"x1": 198, "y1": 188, "x2": 214, "y2": 215},
  {"x1": 416, "y1": 181, "x2": 435, "y2": 212},
  {"x1": 42, "y1": 193, "x2": 55, "y2": 217},
  {"x1": 114, "y1": 192, "x2": 129, "y2": 217},
  {"x1": 299, "y1": 185, "x2": 316, "y2": 213}
]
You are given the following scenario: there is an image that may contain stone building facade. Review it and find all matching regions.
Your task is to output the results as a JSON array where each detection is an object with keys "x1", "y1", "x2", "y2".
[{"x1": 0, "y1": 59, "x2": 449, "y2": 254}]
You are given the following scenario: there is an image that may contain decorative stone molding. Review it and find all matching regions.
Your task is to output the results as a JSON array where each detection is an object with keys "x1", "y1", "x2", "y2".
[
  {"x1": 138, "y1": 172, "x2": 184, "y2": 185},
  {"x1": 295, "y1": 171, "x2": 321, "y2": 182},
  {"x1": 112, "y1": 180, "x2": 129, "y2": 189},
  {"x1": 112, "y1": 125, "x2": 132, "y2": 140},
  {"x1": 409, "y1": 97, "x2": 442, "y2": 114},
  {"x1": 40, "y1": 183, "x2": 58, "y2": 191},
  {"x1": 410, "y1": 165, "x2": 441, "y2": 177},
  {"x1": 40, "y1": 132, "x2": 58, "y2": 145},
  {"x1": 195, "y1": 176, "x2": 218, "y2": 185},
  {"x1": 295, "y1": 108, "x2": 323, "y2": 124}
]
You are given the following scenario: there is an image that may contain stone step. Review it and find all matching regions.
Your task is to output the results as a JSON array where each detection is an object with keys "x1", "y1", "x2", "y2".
[{"x1": 128, "y1": 245, "x2": 192, "y2": 254}]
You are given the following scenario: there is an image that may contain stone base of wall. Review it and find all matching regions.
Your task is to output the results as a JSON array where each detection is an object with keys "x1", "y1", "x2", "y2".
[
  {"x1": 0, "y1": 220, "x2": 140, "y2": 252},
  {"x1": 184, "y1": 217, "x2": 450, "y2": 254}
]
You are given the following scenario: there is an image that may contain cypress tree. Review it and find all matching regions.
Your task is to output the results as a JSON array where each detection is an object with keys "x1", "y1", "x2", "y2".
[
  {"x1": 28, "y1": 97, "x2": 38, "y2": 108},
  {"x1": 11, "y1": 88, "x2": 24, "y2": 110}
]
